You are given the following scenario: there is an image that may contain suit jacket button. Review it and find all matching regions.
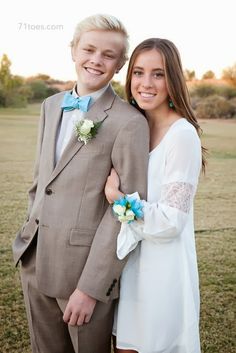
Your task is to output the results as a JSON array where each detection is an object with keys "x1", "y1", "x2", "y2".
[
  {"x1": 45, "y1": 188, "x2": 52, "y2": 195},
  {"x1": 35, "y1": 219, "x2": 39, "y2": 224}
]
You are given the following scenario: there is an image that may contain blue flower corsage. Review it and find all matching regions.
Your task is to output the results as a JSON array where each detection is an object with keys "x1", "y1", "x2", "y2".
[{"x1": 112, "y1": 194, "x2": 144, "y2": 223}]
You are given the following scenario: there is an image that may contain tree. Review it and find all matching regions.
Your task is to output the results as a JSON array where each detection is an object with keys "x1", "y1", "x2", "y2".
[
  {"x1": 0, "y1": 82, "x2": 5, "y2": 106},
  {"x1": 111, "y1": 80, "x2": 125, "y2": 99},
  {"x1": 222, "y1": 63, "x2": 236, "y2": 86},
  {"x1": 196, "y1": 95, "x2": 235, "y2": 119},
  {"x1": 28, "y1": 80, "x2": 48, "y2": 101},
  {"x1": 0, "y1": 54, "x2": 12, "y2": 90},
  {"x1": 202, "y1": 70, "x2": 215, "y2": 80},
  {"x1": 27, "y1": 73, "x2": 51, "y2": 83},
  {"x1": 0, "y1": 54, "x2": 32, "y2": 107},
  {"x1": 35, "y1": 73, "x2": 51, "y2": 82},
  {"x1": 184, "y1": 69, "x2": 196, "y2": 81},
  {"x1": 27, "y1": 79, "x2": 59, "y2": 102}
]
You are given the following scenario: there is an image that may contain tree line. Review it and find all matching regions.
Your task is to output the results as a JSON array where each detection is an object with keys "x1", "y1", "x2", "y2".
[
  {"x1": 0, "y1": 54, "x2": 62, "y2": 107},
  {"x1": 1, "y1": 54, "x2": 236, "y2": 119},
  {"x1": 0, "y1": 54, "x2": 126, "y2": 108}
]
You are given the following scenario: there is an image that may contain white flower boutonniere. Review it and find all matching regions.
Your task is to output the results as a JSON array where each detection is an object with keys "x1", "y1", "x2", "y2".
[{"x1": 75, "y1": 119, "x2": 103, "y2": 144}]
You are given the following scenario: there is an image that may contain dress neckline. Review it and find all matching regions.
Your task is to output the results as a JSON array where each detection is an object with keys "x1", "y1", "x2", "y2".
[{"x1": 149, "y1": 118, "x2": 185, "y2": 155}]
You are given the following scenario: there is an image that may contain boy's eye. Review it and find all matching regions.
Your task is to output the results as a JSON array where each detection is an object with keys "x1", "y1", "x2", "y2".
[
  {"x1": 83, "y1": 48, "x2": 93, "y2": 53},
  {"x1": 104, "y1": 54, "x2": 115, "y2": 59}
]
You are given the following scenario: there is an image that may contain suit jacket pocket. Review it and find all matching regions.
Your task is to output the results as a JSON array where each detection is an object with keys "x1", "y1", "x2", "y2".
[
  {"x1": 21, "y1": 220, "x2": 38, "y2": 241},
  {"x1": 69, "y1": 228, "x2": 96, "y2": 246},
  {"x1": 78, "y1": 142, "x2": 105, "y2": 155}
]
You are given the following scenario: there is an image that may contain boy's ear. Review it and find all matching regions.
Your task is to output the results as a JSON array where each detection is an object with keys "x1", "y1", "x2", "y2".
[
  {"x1": 71, "y1": 46, "x2": 76, "y2": 62},
  {"x1": 116, "y1": 59, "x2": 126, "y2": 73}
]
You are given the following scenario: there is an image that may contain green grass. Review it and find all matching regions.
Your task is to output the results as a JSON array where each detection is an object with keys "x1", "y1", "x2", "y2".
[
  {"x1": 0, "y1": 103, "x2": 41, "y2": 116},
  {"x1": 197, "y1": 229, "x2": 235, "y2": 352},
  {"x1": 0, "y1": 108, "x2": 235, "y2": 353}
]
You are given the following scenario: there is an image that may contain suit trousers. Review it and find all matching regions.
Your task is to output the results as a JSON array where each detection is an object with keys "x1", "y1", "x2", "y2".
[{"x1": 20, "y1": 239, "x2": 115, "y2": 353}]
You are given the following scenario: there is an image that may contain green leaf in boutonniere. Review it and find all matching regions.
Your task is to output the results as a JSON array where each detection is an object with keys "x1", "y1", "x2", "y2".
[{"x1": 74, "y1": 119, "x2": 103, "y2": 144}]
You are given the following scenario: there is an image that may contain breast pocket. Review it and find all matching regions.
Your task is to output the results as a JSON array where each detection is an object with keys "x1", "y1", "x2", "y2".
[
  {"x1": 78, "y1": 142, "x2": 105, "y2": 155},
  {"x1": 69, "y1": 228, "x2": 96, "y2": 246}
]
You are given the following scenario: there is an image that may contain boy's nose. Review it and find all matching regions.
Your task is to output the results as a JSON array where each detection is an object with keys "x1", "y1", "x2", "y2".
[{"x1": 90, "y1": 52, "x2": 102, "y2": 65}]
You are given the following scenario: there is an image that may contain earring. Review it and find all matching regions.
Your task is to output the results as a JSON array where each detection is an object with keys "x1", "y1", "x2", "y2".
[
  {"x1": 131, "y1": 98, "x2": 136, "y2": 105},
  {"x1": 169, "y1": 99, "x2": 174, "y2": 108}
]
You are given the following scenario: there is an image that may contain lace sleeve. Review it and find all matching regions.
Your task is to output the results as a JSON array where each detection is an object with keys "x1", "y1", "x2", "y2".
[
  {"x1": 142, "y1": 181, "x2": 196, "y2": 242},
  {"x1": 116, "y1": 182, "x2": 197, "y2": 258},
  {"x1": 160, "y1": 182, "x2": 195, "y2": 214}
]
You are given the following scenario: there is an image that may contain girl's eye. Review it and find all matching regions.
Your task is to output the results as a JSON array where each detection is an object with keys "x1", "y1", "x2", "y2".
[
  {"x1": 154, "y1": 72, "x2": 164, "y2": 78},
  {"x1": 133, "y1": 70, "x2": 142, "y2": 76}
]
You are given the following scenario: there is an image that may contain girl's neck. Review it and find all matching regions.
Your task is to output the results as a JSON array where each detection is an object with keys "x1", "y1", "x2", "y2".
[
  {"x1": 146, "y1": 106, "x2": 180, "y2": 130},
  {"x1": 146, "y1": 105, "x2": 182, "y2": 151}
]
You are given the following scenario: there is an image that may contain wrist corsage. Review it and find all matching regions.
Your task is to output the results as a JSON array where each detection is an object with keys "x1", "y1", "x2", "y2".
[{"x1": 112, "y1": 195, "x2": 144, "y2": 223}]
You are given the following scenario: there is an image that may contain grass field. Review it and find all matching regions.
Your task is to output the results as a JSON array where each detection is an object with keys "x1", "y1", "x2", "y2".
[{"x1": 0, "y1": 105, "x2": 235, "y2": 353}]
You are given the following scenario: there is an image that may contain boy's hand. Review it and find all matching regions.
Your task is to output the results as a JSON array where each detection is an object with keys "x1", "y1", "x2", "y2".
[{"x1": 63, "y1": 289, "x2": 96, "y2": 326}]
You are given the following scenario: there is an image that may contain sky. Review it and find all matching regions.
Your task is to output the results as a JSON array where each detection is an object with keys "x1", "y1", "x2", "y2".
[{"x1": 0, "y1": 0, "x2": 235, "y2": 83}]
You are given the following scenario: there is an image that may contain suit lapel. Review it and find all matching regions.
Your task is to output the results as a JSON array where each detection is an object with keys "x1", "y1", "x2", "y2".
[
  {"x1": 48, "y1": 85, "x2": 116, "y2": 184},
  {"x1": 46, "y1": 94, "x2": 64, "y2": 174}
]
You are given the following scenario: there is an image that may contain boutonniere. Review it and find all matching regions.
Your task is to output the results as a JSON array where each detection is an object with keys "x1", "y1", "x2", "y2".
[{"x1": 74, "y1": 119, "x2": 103, "y2": 144}]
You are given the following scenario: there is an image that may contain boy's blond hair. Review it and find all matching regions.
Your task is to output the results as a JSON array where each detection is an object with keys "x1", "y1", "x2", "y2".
[{"x1": 71, "y1": 14, "x2": 129, "y2": 66}]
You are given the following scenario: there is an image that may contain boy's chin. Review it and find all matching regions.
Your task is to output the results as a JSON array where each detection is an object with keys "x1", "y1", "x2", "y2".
[{"x1": 77, "y1": 80, "x2": 108, "y2": 94}]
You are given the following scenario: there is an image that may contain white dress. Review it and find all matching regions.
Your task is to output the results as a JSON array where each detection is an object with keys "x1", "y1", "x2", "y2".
[{"x1": 113, "y1": 119, "x2": 202, "y2": 353}]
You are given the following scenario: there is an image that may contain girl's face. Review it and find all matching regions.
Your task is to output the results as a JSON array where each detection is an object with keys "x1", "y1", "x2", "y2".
[{"x1": 131, "y1": 49, "x2": 169, "y2": 112}]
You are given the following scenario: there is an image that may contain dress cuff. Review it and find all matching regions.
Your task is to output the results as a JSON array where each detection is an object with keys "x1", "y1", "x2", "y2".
[{"x1": 116, "y1": 222, "x2": 143, "y2": 260}]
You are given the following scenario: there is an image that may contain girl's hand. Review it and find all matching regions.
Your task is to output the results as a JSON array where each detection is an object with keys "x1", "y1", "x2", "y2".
[{"x1": 105, "y1": 168, "x2": 124, "y2": 204}]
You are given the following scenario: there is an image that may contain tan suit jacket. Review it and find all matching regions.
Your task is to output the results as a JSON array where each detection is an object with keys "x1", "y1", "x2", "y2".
[{"x1": 13, "y1": 85, "x2": 149, "y2": 303}]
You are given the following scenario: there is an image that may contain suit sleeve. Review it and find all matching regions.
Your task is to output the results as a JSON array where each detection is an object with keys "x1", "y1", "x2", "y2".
[
  {"x1": 26, "y1": 101, "x2": 46, "y2": 218},
  {"x1": 77, "y1": 115, "x2": 149, "y2": 303}
]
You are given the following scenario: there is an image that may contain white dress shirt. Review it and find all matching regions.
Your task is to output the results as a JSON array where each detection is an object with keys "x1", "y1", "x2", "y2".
[{"x1": 55, "y1": 84, "x2": 109, "y2": 163}]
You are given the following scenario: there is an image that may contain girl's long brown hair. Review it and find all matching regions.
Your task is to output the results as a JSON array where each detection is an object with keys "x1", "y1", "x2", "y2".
[{"x1": 125, "y1": 38, "x2": 206, "y2": 172}]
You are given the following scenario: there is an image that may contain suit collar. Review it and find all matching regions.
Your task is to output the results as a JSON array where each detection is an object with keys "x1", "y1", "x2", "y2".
[{"x1": 83, "y1": 84, "x2": 116, "y2": 122}]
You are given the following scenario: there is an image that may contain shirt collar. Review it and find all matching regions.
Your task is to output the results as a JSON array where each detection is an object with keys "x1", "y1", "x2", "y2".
[{"x1": 72, "y1": 84, "x2": 109, "y2": 107}]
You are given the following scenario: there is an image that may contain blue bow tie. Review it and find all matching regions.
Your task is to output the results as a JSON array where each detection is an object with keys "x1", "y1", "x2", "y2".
[{"x1": 61, "y1": 92, "x2": 91, "y2": 112}]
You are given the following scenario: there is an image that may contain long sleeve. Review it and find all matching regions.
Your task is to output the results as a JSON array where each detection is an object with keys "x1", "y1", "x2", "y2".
[{"x1": 117, "y1": 126, "x2": 202, "y2": 259}]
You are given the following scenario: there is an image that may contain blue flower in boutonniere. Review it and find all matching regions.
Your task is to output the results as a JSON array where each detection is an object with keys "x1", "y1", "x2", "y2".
[{"x1": 74, "y1": 119, "x2": 103, "y2": 144}]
